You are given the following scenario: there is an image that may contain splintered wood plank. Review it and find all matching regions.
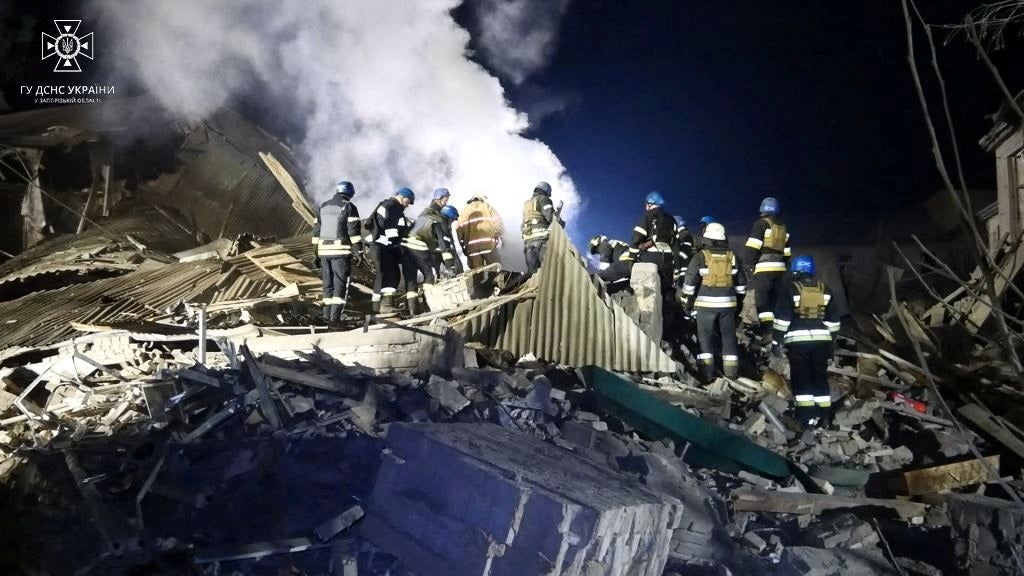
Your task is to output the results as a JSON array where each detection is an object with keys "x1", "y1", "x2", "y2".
[
  {"x1": 732, "y1": 488, "x2": 927, "y2": 519},
  {"x1": 900, "y1": 455, "x2": 1000, "y2": 496},
  {"x1": 959, "y1": 403, "x2": 1024, "y2": 461}
]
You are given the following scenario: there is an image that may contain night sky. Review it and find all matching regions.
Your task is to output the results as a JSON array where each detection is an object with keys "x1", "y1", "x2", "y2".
[
  {"x1": 3, "y1": 1, "x2": 1023, "y2": 248},
  {"x1": 490, "y1": 1, "x2": 1024, "y2": 244}
]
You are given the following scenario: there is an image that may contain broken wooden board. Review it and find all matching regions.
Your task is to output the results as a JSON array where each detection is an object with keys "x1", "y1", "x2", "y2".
[
  {"x1": 255, "y1": 361, "x2": 360, "y2": 396},
  {"x1": 958, "y1": 403, "x2": 1024, "y2": 461},
  {"x1": 258, "y1": 151, "x2": 317, "y2": 226},
  {"x1": 195, "y1": 536, "x2": 328, "y2": 564},
  {"x1": 733, "y1": 487, "x2": 927, "y2": 520},
  {"x1": 898, "y1": 455, "x2": 1000, "y2": 496},
  {"x1": 244, "y1": 245, "x2": 320, "y2": 291},
  {"x1": 583, "y1": 365, "x2": 790, "y2": 479}
]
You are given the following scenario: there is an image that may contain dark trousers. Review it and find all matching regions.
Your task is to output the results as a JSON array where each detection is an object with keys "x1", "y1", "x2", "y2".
[
  {"x1": 752, "y1": 271, "x2": 787, "y2": 333},
  {"x1": 320, "y1": 256, "x2": 351, "y2": 321},
  {"x1": 401, "y1": 248, "x2": 438, "y2": 315},
  {"x1": 524, "y1": 239, "x2": 549, "y2": 275},
  {"x1": 371, "y1": 244, "x2": 401, "y2": 310},
  {"x1": 788, "y1": 343, "x2": 833, "y2": 426},
  {"x1": 599, "y1": 261, "x2": 633, "y2": 294},
  {"x1": 695, "y1": 307, "x2": 739, "y2": 380}
]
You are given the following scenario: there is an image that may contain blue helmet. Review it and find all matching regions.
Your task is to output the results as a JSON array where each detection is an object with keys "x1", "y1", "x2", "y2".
[
  {"x1": 645, "y1": 191, "x2": 665, "y2": 207},
  {"x1": 433, "y1": 187, "x2": 451, "y2": 200},
  {"x1": 760, "y1": 197, "x2": 780, "y2": 215},
  {"x1": 534, "y1": 181, "x2": 552, "y2": 196},
  {"x1": 397, "y1": 187, "x2": 415, "y2": 204},
  {"x1": 336, "y1": 180, "x2": 355, "y2": 197},
  {"x1": 440, "y1": 205, "x2": 459, "y2": 221},
  {"x1": 674, "y1": 215, "x2": 686, "y2": 227},
  {"x1": 791, "y1": 255, "x2": 815, "y2": 276},
  {"x1": 699, "y1": 216, "x2": 715, "y2": 225}
]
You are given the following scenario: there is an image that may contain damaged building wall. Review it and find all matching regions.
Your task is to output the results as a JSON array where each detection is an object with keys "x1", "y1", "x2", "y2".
[{"x1": 0, "y1": 97, "x2": 314, "y2": 259}]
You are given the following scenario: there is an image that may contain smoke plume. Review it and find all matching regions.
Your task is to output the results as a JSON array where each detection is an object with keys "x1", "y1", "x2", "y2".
[
  {"x1": 93, "y1": 0, "x2": 580, "y2": 268},
  {"x1": 470, "y1": 0, "x2": 573, "y2": 85}
]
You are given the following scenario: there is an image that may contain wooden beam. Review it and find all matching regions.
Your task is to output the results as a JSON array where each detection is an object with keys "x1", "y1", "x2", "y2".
[
  {"x1": 240, "y1": 346, "x2": 281, "y2": 430},
  {"x1": 733, "y1": 488, "x2": 927, "y2": 520},
  {"x1": 959, "y1": 403, "x2": 1024, "y2": 460},
  {"x1": 899, "y1": 455, "x2": 1000, "y2": 495},
  {"x1": 255, "y1": 361, "x2": 360, "y2": 397}
]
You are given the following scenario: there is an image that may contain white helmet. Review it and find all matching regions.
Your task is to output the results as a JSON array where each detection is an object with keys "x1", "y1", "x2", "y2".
[{"x1": 703, "y1": 222, "x2": 726, "y2": 241}]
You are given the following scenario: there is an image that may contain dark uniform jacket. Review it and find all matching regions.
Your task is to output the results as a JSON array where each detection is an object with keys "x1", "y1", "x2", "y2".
[
  {"x1": 592, "y1": 237, "x2": 633, "y2": 265},
  {"x1": 743, "y1": 216, "x2": 791, "y2": 274},
  {"x1": 314, "y1": 194, "x2": 360, "y2": 257},
  {"x1": 673, "y1": 225, "x2": 695, "y2": 281},
  {"x1": 682, "y1": 246, "x2": 748, "y2": 309},
  {"x1": 631, "y1": 206, "x2": 675, "y2": 254},
  {"x1": 369, "y1": 198, "x2": 408, "y2": 247},
  {"x1": 772, "y1": 277, "x2": 841, "y2": 346}
]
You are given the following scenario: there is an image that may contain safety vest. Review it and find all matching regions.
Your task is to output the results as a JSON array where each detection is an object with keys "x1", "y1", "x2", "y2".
[
  {"x1": 522, "y1": 195, "x2": 551, "y2": 240},
  {"x1": 702, "y1": 249, "x2": 734, "y2": 288},
  {"x1": 316, "y1": 201, "x2": 353, "y2": 257},
  {"x1": 795, "y1": 281, "x2": 826, "y2": 320},
  {"x1": 762, "y1": 217, "x2": 787, "y2": 252}
]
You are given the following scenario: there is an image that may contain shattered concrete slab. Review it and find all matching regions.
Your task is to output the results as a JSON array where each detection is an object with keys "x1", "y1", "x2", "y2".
[{"x1": 361, "y1": 423, "x2": 682, "y2": 576}]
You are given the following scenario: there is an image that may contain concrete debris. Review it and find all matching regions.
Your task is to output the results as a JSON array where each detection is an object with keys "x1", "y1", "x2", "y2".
[{"x1": 362, "y1": 423, "x2": 682, "y2": 576}]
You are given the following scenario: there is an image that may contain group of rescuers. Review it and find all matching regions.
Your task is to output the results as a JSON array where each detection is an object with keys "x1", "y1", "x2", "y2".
[{"x1": 315, "y1": 182, "x2": 838, "y2": 428}]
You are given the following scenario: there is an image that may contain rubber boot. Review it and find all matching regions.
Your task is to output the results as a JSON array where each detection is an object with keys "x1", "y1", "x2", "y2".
[
  {"x1": 372, "y1": 295, "x2": 382, "y2": 315},
  {"x1": 407, "y1": 294, "x2": 420, "y2": 316},
  {"x1": 322, "y1": 305, "x2": 332, "y2": 322},
  {"x1": 329, "y1": 302, "x2": 344, "y2": 323},
  {"x1": 380, "y1": 294, "x2": 395, "y2": 315}
]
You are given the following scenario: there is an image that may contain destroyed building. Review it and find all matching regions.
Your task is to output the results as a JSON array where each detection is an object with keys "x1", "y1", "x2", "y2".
[{"x1": 3, "y1": 92, "x2": 1024, "y2": 576}]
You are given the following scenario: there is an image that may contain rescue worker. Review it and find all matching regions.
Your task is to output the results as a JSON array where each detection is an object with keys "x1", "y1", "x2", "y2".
[
  {"x1": 631, "y1": 191, "x2": 676, "y2": 292},
  {"x1": 588, "y1": 235, "x2": 634, "y2": 294},
  {"x1": 368, "y1": 187, "x2": 415, "y2": 314},
  {"x1": 682, "y1": 223, "x2": 747, "y2": 381},
  {"x1": 522, "y1": 181, "x2": 558, "y2": 274},
  {"x1": 401, "y1": 202, "x2": 462, "y2": 315},
  {"x1": 420, "y1": 187, "x2": 450, "y2": 220},
  {"x1": 695, "y1": 216, "x2": 714, "y2": 250},
  {"x1": 772, "y1": 255, "x2": 841, "y2": 428},
  {"x1": 672, "y1": 215, "x2": 695, "y2": 294},
  {"x1": 456, "y1": 195, "x2": 503, "y2": 269},
  {"x1": 313, "y1": 180, "x2": 360, "y2": 322},
  {"x1": 438, "y1": 205, "x2": 464, "y2": 277},
  {"x1": 743, "y1": 197, "x2": 791, "y2": 342}
]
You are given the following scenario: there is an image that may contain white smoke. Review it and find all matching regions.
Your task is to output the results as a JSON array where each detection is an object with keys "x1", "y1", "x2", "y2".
[
  {"x1": 93, "y1": 0, "x2": 580, "y2": 269},
  {"x1": 470, "y1": 0, "x2": 573, "y2": 85}
]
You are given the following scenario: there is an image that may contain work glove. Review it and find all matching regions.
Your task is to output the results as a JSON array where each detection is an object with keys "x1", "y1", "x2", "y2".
[{"x1": 771, "y1": 342, "x2": 784, "y2": 359}]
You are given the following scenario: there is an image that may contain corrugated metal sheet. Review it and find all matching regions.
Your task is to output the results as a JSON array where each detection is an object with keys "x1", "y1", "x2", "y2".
[
  {"x1": 458, "y1": 223, "x2": 676, "y2": 373},
  {"x1": 140, "y1": 108, "x2": 311, "y2": 241},
  {"x1": 0, "y1": 209, "x2": 196, "y2": 289},
  {"x1": 0, "y1": 242, "x2": 312, "y2": 361}
]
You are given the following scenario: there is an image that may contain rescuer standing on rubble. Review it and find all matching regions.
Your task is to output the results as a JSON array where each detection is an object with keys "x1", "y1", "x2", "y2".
[
  {"x1": 744, "y1": 197, "x2": 791, "y2": 344},
  {"x1": 682, "y1": 222, "x2": 747, "y2": 381},
  {"x1": 631, "y1": 191, "x2": 676, "y2": 292},
  {"x1": 772, "y1": 255, "x2": 841, "y2": 428},
  {"x1": 589, "y1": 235, "x2": 634, "y2": 294},
  {"x1": 401, "y1": 202, "x2": 462, "y2": 315},
  {"x1": 438, "y1": 205, "x2": 464, "y2": 277},
  {"x1": 420, "y1": 187, "x2": 450, "y2": 220},
  {"x1": 369, "y1": 187, "x2": 415, "y2": 314},
  {"x1": 313, "y1": 180, "x2": 360, "y2": 322},
  {"x1": 522, "y1": 181, "x2": 559, "y2": 274},
  {"x1": 672, "y1": 215, "x2": 695, "y2": 299},
  {"x1": 694, "y1": 216, "x2": 714, "y2": 251},
  {"x1": 457, "y1": 195, "x2": 503, "y2": 270}
]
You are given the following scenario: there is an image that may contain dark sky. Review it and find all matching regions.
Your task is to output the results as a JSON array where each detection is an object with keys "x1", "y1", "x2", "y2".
[
  {"x1": 494, "y1": 1, "x2": 1024, "y2": 244},
  {"x1": 3, "y1": 1, "x2": 1024, "y2": 249}
]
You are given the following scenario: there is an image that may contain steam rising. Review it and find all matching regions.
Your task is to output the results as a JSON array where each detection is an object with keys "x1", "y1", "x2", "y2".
[{"x1": 94, "y1": 0, "x2": 580, "y2": 267}]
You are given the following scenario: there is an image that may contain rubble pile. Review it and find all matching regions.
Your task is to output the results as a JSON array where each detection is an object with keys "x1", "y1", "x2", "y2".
[{"x1": 1, "y1": 298, "x2": 1023, "y2": 576}]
